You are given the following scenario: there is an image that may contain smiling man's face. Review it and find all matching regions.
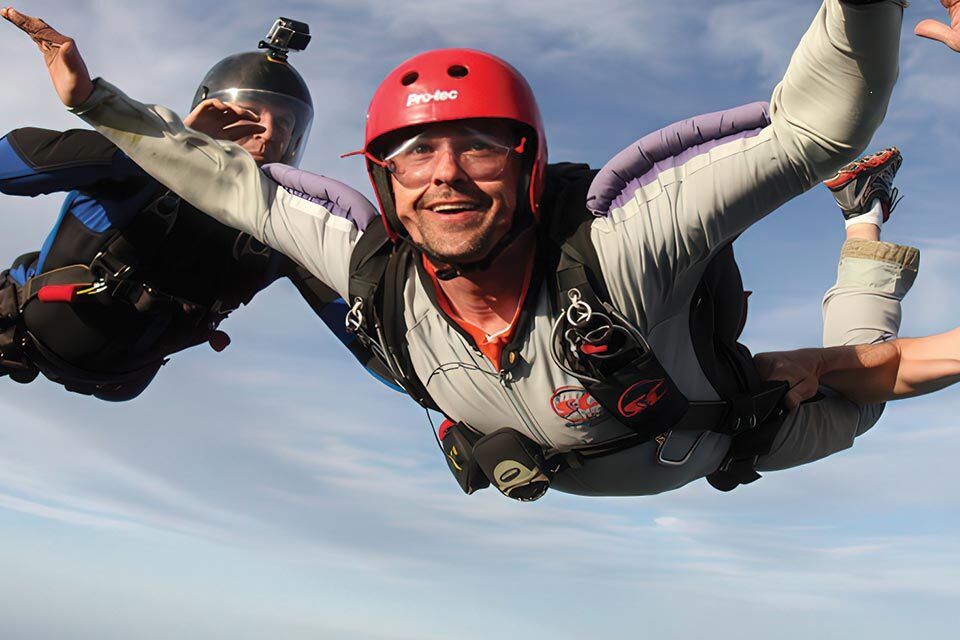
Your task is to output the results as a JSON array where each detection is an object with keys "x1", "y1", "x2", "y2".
[{"x1": 388, "y1": 119, "x2": 522, "y2": 264}]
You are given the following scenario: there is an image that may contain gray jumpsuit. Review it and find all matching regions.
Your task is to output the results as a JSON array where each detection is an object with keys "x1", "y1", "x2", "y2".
[{"x1": 70, "y1": 0, "x2": 914, "y2": 496}]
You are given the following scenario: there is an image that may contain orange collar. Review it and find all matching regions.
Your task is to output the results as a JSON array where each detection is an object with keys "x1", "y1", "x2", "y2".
[{"x1": 422, "y1": 253, "x2": 536, "y2": 368}]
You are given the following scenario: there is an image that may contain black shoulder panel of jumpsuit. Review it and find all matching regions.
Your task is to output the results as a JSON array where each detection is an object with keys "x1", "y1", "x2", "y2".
[{"x1": 6, "y1": 127, "x2": 119, "y2": 170}]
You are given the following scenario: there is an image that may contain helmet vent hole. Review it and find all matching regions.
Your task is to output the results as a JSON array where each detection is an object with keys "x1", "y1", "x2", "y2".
[
  {"x1": 401, "y1": 71, "x2": 419, "y2": 86},
  {"x1": 447, "y1": 65, "x2": 469, "y2": 78}
]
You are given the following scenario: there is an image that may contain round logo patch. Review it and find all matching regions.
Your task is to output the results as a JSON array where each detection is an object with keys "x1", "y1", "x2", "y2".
[{"x1": 550, "y1": 386, "x2": 604, "y2": 428}]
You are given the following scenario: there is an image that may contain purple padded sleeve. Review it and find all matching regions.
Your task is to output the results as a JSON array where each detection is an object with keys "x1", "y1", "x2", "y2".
[
  {"x1": 262, "y1": 163, "x2": 379, "y2": 231},
  {"x1": 586, "y1": 102, "x2": 771, "y2": 216}
]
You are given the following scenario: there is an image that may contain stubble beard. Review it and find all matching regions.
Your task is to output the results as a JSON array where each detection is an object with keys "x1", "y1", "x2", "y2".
[
  {"x1": 416, "y1": 217, "x2": 498, "y2": 264},
  {"x1": 413, "y1": 187, "x2": 504, "y2": 264}
]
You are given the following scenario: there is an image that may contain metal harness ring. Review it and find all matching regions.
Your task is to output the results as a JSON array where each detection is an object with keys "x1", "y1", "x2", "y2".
[{"x1": 345, "y1": 297, "x2": 365, "y2": 333}]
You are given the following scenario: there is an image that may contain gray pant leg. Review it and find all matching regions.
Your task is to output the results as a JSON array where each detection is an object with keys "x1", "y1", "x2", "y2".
[{"x1": 757, "y1": 238, "x2": 919, "y2": 471}]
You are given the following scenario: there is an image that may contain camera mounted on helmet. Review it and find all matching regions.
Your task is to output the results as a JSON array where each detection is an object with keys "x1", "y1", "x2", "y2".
[
  {"x1": 258, "y1": 17, "x2": 311, "y2": 62},
  {"x1": 192, "y1": 17, "x2": 314, "y2": 166}
]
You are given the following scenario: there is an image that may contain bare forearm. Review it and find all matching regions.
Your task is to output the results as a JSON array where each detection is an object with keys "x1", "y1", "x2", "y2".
[
  {"x1": 820, "y1": 341, "x2": 901, "y2": 403},
  {"x1": 882, "y1": 328, "x2": 960, "y2": 399},
  {"x1": 821, "y1": 329, "x2": 960, "y2": 402}
]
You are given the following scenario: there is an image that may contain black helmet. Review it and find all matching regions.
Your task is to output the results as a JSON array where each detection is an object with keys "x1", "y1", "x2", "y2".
[{"x1": 191, "y1": 19, "x2": 314, "y2": 166}]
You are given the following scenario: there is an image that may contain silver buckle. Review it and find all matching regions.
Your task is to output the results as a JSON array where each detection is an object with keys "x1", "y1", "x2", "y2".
[{"x1": 656, "y1": 430, "x2": 708, "y2": 467}]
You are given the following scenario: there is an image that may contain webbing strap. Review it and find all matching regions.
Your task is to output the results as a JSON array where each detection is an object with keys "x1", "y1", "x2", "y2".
[
  {"x1": 706, "y1": 408, "x2": 789, "y2": 492},
  {"x1": 91, "y1": 189, "x2": 179, "y2": 280},
  {"x1": 21, "y1": 264, "x2": 95, "y2": 304},
  {"x1": 383, "y1": 246, "x2": 439, "y2": 411},
  {"x1": 349, "y1": 223, "x2": 393, "y2": 308},
  {"x1": 348, "y1": 225, "x2": 439, "y2": 411}
]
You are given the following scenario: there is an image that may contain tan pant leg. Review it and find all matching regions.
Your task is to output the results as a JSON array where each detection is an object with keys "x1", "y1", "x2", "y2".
[{"x1": 756, "y1": 238, "x2": 919, "y2": 471}]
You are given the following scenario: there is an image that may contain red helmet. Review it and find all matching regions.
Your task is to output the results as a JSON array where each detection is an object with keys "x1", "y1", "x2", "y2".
[{"x1": 353, "y1": 48, "x2": 547, "y2": 241}]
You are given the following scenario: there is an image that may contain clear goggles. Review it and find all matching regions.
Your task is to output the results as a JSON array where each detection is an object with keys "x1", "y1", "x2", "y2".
[{"x1": 358, "y1": 128, "x2": 526, "y2": 189}]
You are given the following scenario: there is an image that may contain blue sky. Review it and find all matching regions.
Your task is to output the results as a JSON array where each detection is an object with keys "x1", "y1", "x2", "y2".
[{"x1": 2, "y1": 1, "x2": 960, "y2": 638}]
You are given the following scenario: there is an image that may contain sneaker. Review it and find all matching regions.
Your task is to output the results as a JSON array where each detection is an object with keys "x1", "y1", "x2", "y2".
[{"x1": 823, "y1": 147, "x2": 903, "y2": 222}]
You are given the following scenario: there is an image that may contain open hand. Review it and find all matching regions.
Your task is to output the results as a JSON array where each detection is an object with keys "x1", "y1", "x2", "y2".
[
  {"x1": 753, "y1": 348, "x2": 825, "y2": 411},
  {"x1": 916, "y1": 0, "x2": 960, "y2": 52},
  {"x1": 1, "y1": 6, "x2": 93, "y2": 107},
  {"x1": 184, "y1": 98, "x2": 264, "y2": 141}
]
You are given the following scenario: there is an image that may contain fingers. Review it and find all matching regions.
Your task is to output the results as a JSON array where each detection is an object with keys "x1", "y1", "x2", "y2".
[
  {"x1": 224, "y1": 102, "x2": 260, "y2": 123},
  {"x1": 783, "y1": 377, "x2": 819, "y2": 411},
  {"x1": 915, "y1": 19, "x2": 960, "y2": 52},
  {"x1": 783, "y1": 391, "x2": 801, "y2": 411},
  {"x1": 200, "y1": 98, "x2": 260, "y2": 122},
  {"x1": 1, "y1": 7, "x2": 70, "y2": 46},
  {"x1": 3, "y1": 6, "x2": 91, "y2": 107},
  {"x1": 184, "y1": 98, "x2": 266, "y2": 140},
  {"x1": 783, "y1": 379, "x2": 805, "y2": 410},
  {"x1": 0, "y1": 6, "x2": 26, "y2": 27},
  {"x1": 220, "y1": 123, "x2": 267, "y2": 141}
]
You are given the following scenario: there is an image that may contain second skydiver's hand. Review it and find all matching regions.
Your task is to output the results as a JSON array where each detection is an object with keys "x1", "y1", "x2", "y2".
[
  {"x1": 184, "y1": 99, "x2": 264, "y2": 141},
  {"x1": 754, "y1": 349, "x2": 826, "y2": 411},
  {"x1": 916, "y1": 0, "x2": 960, "y2": 52},
  {"x1": 1, "y1": 6, "x2": 93, "y2": 107}
]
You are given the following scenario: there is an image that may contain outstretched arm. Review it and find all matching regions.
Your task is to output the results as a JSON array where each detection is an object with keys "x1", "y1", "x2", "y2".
[
  {"x1": 1, "y1": 7, "x2": 362, "y2": 299},
  {"x1": 0, "y1": 7, "x2": 268, "y2": 228},
  {"x1": 756, "y1": 329, "x2": 960, "y2": 408},
  {"x1": 592, "y1": 1, "x2": 906, "y2": 326},
  {"x1": 0, "y1": 7, "x2": 92, "y2": 107}
]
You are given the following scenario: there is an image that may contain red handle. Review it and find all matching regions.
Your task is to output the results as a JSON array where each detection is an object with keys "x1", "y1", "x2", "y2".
[
  {"x1": 37, "y1": 284, "x2": 81, "y2": 303},
  {"x1": 580, "y1": 343, "x2": 609, "y2": 355}
]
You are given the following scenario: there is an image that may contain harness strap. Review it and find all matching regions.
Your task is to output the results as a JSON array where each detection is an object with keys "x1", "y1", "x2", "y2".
[
  {"x1": 706, "y1": 408, "x2": 789, "y2": 491},
  {"x1": 21, "y1": 262, "x2": 203, "y2": 314},
  {"x1": 348, "y1": 225, "x2": 439, "y2": 409},
  {"x1": 383, "y1": 245, "x2": 439, "y2": 410},
  {"x1": 554, "y1": 225, "x2": 789, "y2": 443},
  {"x1": 21, "y1": 265, "x2": 97, "y2": 303},
  {"x1": 349, "y1": 224, "x2": 393, "y2": 311},
  {"x1": 20, "y1": 190, "x2": 184, "y2": 314},
  {"x1": 98, "y1": 190, "x2": 180, "y2": 272},
  {"x1": 544, "y1": 382, "x2": 787, "y2": 468},
  {"x1": 677, "y1": 383, "x2": 788, "y2": 435},
  {"x1": 83, "y1": 190, "x2": 180, "y2": 304}
]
